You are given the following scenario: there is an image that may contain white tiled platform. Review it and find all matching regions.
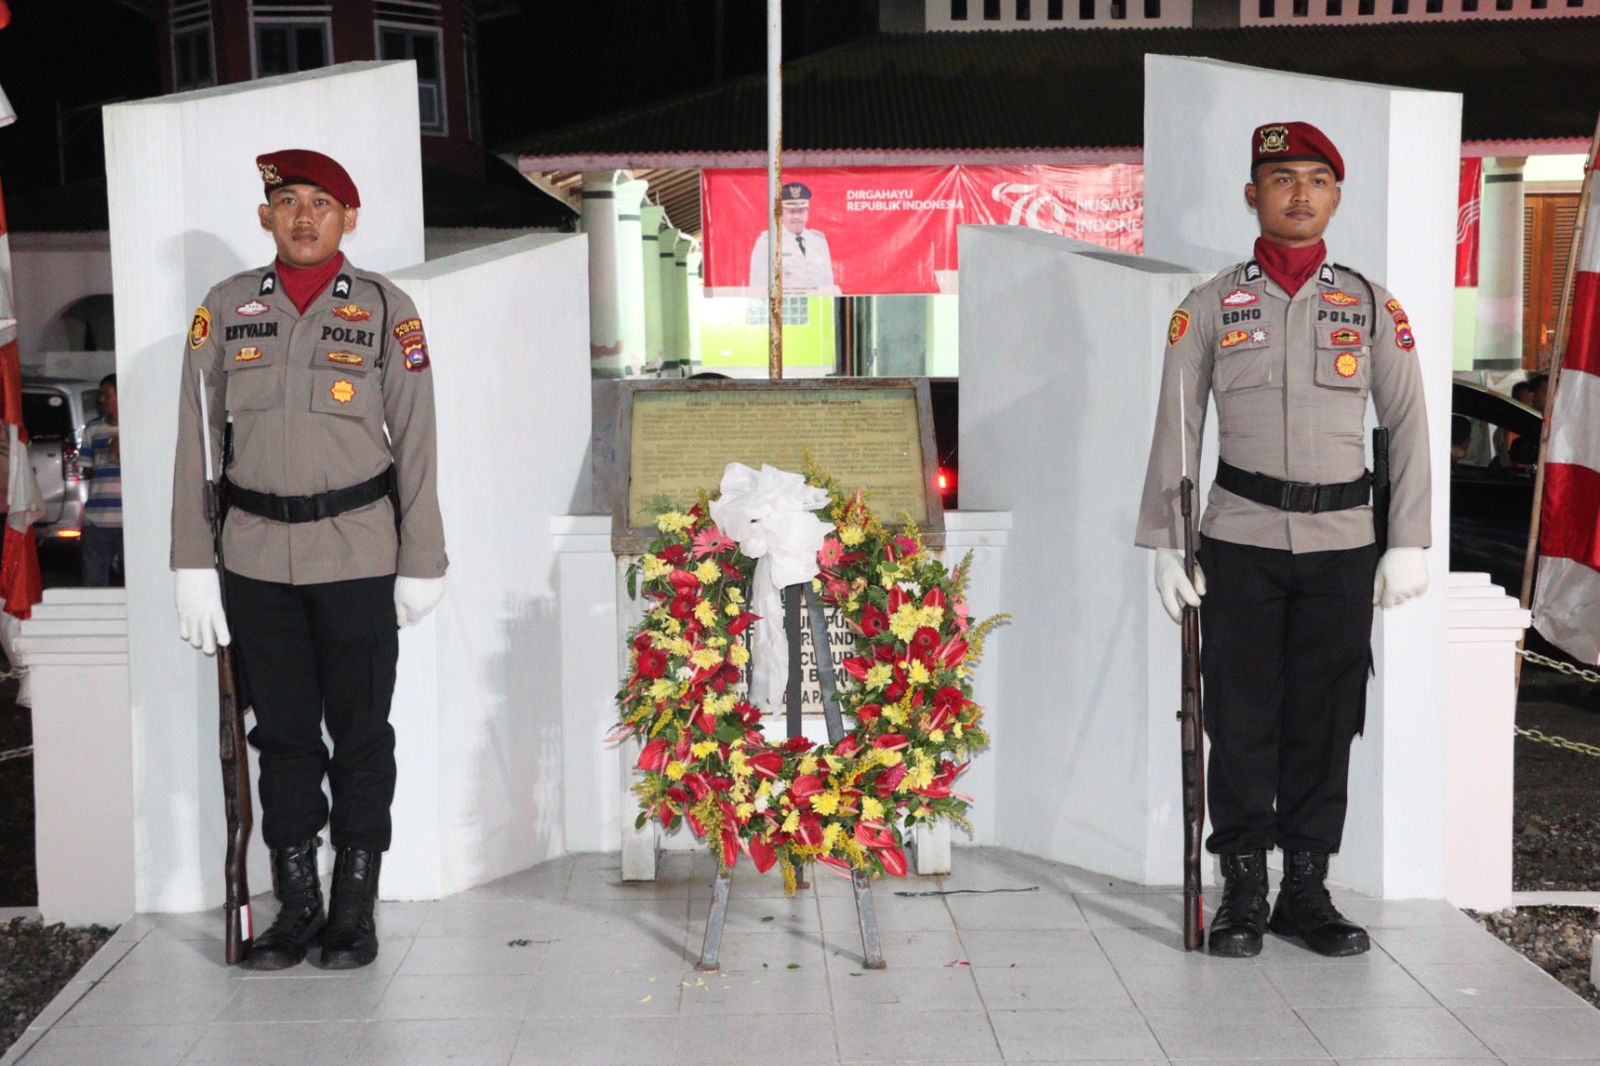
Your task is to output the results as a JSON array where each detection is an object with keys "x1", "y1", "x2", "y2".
[{"x1": 4, "y1": 847, "x2": 1596, "y2": 1065}]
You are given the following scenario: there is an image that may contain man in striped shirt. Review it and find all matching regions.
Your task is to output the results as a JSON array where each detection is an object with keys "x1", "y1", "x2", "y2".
[{"x1": 81, "y1": 373, "x2": 121, "y2": 586}]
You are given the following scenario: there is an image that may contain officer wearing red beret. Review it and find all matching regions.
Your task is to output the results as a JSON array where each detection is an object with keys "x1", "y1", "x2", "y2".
[
  {"x1": 1137, "y1": 122, "x2": 1431, "y2": 957},
  {"x1": 171, "y1": 149, "x2": 448, "y2": 970}
]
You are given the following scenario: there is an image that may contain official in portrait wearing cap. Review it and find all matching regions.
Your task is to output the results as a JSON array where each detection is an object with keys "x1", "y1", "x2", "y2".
[
  {"x1": 1136, "y1": 122, "x2": 1431, "y2": 958},
  {"x1": 171, "y1": 149, "x2": 448, "y2": 970},
  {"x1": 747, "y1": 181, "x2": 839, "y2": 295}
]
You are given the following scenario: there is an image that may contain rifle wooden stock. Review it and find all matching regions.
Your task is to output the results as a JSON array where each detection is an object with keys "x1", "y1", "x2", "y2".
[
  {"x1": 206, "y1": 481, "x2": 254, "y2": 965},
  {"x1": 1372, "y1": 427, "x2": 1391, "y2": 556},
  {"x1": 1178, "y1": 476, "x2": 1206, "y2": 952}
]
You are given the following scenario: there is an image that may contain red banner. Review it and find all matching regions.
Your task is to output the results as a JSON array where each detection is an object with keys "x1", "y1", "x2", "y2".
[
  {"x1": 1456, "y1": 157, "x2": 1482, "y2": 288},
  {"x1": 702, "y1": 165, "x2": 1144, "y2": 297}
]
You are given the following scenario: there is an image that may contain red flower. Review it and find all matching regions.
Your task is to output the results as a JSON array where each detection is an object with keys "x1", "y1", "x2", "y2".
[
  {"x1": 721, "y1": 827, "x2": 740, "y2": 870},
  {"x1": 833, "y1": 734, "x2": 861, "y2": 759},
  {"x1": 747, "y1": 751, "x2": 784, "y2": 778},
  {"x1": 660, "y1": 544, "x2": 688, "y2": 566},
  {"x1": 636, "y1": 647, "x2": 668, "y2": 680},
  {"x1": 782, "y1": 736, "x2": 815, "y2": 753},
  {"x1": 674, "y1": 734, "x2": 691, "y2": 761},
  {"x1": 873, "y1": 733, "x2": 909, "y2": 751},
  {"x1": 825, "y1": 577, "x2": 850, "y2": 604},
  {"x1": 632, "y1": 631, "x2": 654, "y2": 652},
  {"x1": 888, "y1": 586, "x2": 910, "y2": 614},
  {"x1": 669, "y1": 594, "x2": 697, "y2": 620},
  {"x1": 873, "y1": 644, "x2": 897, "y2": 664},
  {"x1": 727, "y1": 612, "x2": 757, "y2": 636},
  {"x1": 937, "y1": 639, "x2": 968, "y2": 667},
  {"x1": 637, "y1": 738, "x2": 669, "y2": 772},
  {"x1": 719, "y1": 560, "x2": 745, "y2": 580},
  {"x1": 895, "y1": 535, "x2": 920, "y2": 559},
  {"x1": 790, "y1": 774, "x2": 825, "y2": 800},
  {"x1": 878, "y1": 845, "x2": 908, "y2": 878},
  {"x1": 692, "y1": 710, "x2": 716, "y2": 735},
  {"x1": 684, "y1": 772, "x2": 712, "y2": 802},
  {"x1": 884, "y1": 681, "x2": 907, "y2": 703},
  {"x1": 860, "y1": 604, "x2": 889, "y2": 638},
  {"x1": 910, "y1": 626, "x2": 940, "y2": 662},
  {"x1": 737, "y1": 701, "x2": 762, "y2": 726},
  {"x1": 922, "y1": 587, "x2": 946, "y2": 611},
  {"x1": 933, "y1": 686, "x2": 963, "y2": 721},
  {"x1": 879, "y1": 762, "x2": 908, "y2": 793},
  {"x1": 857, "y1": 703, "x2": 882, "y2": 724},
  {"x1": 747, "y1": 833, "x2": 777, "y2": 873},
  {"x1": 855, "y1": 822, "x2": 897, "y2": 850},
  {"x1": 842, "y1": 657, "x2": 873, "y2": 681},
  {"x1": 818, "y1": 538, "x2": 845, "y2": 568},
  {"x1": 691, "y1": 525, "x2": 735, "y2": 558},
  {"x1": 795, "y1": 814, "x2": 823, "y2": 847}
]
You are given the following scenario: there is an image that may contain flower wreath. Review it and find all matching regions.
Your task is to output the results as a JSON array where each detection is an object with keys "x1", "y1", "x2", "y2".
[{"x1": 614, "y1": 465, "x2": 1003, "y2": 893}]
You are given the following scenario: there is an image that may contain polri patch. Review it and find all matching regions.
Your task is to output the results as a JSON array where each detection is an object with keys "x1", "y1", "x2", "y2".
[
  {"x1": 1321, "y1": 291, "x2": 1359, "y2": 307},
  {"x1": 1330, "y1": 328, "x2": 1361, "y2": 346},
  {"x1": 1384, "y1": 298, "x2": 1409, "y2": 324},
  {"x1": 189, "y1": 306, "x2": 211, "y2": 349},
  {"x1": 330, "y1": 379, "x2": 356, "y2": 405},
  {"x1": 1221, "y1": 289, "x2": 1258, "y2": 307},
  {"x1": 235, "y1": 300, "x2": 270, "y2": 317},
  {"x1": 326, "y1": 351, "x2": 365, "y2": 367},
  {"x1": 331, "y1": 304, "x2": 372, "y2": 322},
  {"x1": 233, "y1": 346, "x2": 263, "y2": 363},
  {"x1": 404, "y1": 346, "x2": 430, "y2": 372},
  {"x1": 1335, "y1": 352, "x2": 1359, "y2": 378},
  {"x1": 1258, "y1": 125, "x2": 1289, "y2": 154},
  {"x1": 1220, "y1": 329, "x2": 1252, "y2": 349},
  {"x1": 1167, "y1": 309, "x2": 1191, "y2": 347},
  {"x1": 1396, "y1": 325, "x2": 1416, "y2": 350}
]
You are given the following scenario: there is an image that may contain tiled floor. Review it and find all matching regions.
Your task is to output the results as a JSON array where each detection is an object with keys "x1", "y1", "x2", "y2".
[{"x1": 4, "y1": 847, "x2": 1596, "y2": 1065}]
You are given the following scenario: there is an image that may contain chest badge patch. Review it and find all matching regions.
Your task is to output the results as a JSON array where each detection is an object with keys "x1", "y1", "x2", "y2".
[
  {"x1": 1220, "y1": 329, "x2": 1255, "y2": 349},
  {"x1": 1249, "y1": 328, "x2": 1267, "y2": 343},
  {"x1": 1396, "y1": 325, "x2": 1416, "y2": 350},
  {"x1": 332, "y1": 304, "x2": 372, "y2": 322},
  {"x1": 235, "y1": 300, "x2": 270, "y2": 317},
  {"x1": 189, "y1": 306, "x2": 211, "y2": 349},
  {"x1": 1221, "y1": 289, "x2": 1258, "y2": 307},
  {"x1": 1167, "y1": 309, "x2": 1191, "y2": 347},
  {"x1": 1322, "y1": 291, "x2": 1359, "y2": 307},
  {"x1": 330, "y1": 380, "x2": 356, "y2": 405},
  {"x1": 233, "y1": 347, "x2": 263, "y2": 364},
  {"x1": 1335, "y1": 352, "x2": 1360, "y2": 378},
  {"x1": 326, "y1": 351, "x2": 365, "y2": 367},
  {"x1": 1330, "y1": 328, "x2": 1362, "y2": 346}
]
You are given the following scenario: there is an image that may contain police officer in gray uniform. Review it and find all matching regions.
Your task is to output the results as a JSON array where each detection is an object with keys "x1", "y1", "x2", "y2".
[
  {"x1": 172, "y1": 150, "x2": 447, "y2": 971},
  {"x1": 1136, "y1": 122, "x2": 1430, "y2": 958}
]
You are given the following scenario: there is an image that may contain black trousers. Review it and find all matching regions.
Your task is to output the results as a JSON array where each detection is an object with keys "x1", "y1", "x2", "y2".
[
  {"x1": 224, "y1": 570, "x2": 399, "y2": 852},
  {"x1": 1197, "y1": 535, "x2": 1379, "y2": 856}
]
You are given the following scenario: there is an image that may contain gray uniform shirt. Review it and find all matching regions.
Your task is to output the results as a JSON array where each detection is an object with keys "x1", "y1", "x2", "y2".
[
  {"x1": 1135, "y1": 258, "x2": 1431, "y2": 554},
  {"x1": 170, "y1": 263, "x2": 448, "y2": 585}
]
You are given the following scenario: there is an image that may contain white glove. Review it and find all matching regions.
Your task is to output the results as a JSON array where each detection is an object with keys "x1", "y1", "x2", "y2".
[
  {"x1": 395, "y1": 575, "x2": 445, "y2": 628},
  {"x1": 1154, "y1": 547, "x2": 1206, "y2": 624},
  {"x1": 1373, "y1": 546, "x2": 1428, "y2": 608},
  {"x1": 175, "y1": 568, "x2": 231, "y2": 655}
]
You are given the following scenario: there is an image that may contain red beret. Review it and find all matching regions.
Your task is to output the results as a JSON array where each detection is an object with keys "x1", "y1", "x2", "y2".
[
  {"x1": 255, "y1": 149, "x2": 361, "y2": 208},
  {"x1": 1251, "y1": 121, "x2": 1344, "y2": 183}
]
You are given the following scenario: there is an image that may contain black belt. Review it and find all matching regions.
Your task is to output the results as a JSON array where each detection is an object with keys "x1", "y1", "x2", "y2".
[
  {"x1": 1215, "y1": 460, "x2": 1370, "y2": 514},
  {"x1": 223, "y1": 467, "x2": 396, "y2": 524}
]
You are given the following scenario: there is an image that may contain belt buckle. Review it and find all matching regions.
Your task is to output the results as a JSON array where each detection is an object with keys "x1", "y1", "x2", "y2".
[{"x1": 1280, "y1": 481, "x2": 1318, "y2": 513}]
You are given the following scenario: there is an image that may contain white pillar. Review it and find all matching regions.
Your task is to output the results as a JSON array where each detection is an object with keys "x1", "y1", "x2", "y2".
[
  {"x1": 1474, "y1": 157, "x2": 1526, "y2": 369},
  {"x1": 581, "y1": 171, "x2": 625, "y2": 376},
  {"x1": 658, "y1": 227, "x2": 682, "y2": 368},
  {"x1": 640, "y1": 204, "x2": 666, "y2": 369},
  {"x1": 613, "y1": 179, "x2": 649, "y2": 377},
  {"x1": 685, "y1": 245, "x2": 704, "y2": 370},
  {"x1": 672, "y1": 236, "x2": 693, "y2": 372}
]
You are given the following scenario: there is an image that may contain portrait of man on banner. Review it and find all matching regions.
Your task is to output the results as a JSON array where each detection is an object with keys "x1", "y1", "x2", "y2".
[{"x1": 746, "y1": 181, "x2": 839, "y2": 296}]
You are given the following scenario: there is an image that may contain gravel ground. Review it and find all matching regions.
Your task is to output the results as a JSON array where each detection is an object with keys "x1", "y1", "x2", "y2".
[
  {"x1": 1472, "y1": 905, "x2": 1598, "y2": 1009},
  {"x1": 1514, "y1": 659, "x2": 1600, "y2": 891},
  {"x1": 0, "y1": 917, "x2": 114, "y2": 1057}
]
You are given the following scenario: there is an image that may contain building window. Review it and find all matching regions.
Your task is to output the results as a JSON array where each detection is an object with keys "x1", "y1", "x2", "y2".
[
  {"x1": 254, "y1": 20, "x2": 331, "y2": 77},
  {"x1": 1327, "y1": 0, "x2": 1343, "y2": 14},
  {"x1": 1048, "y1": 0, "x2": 1065, "y2": 16},
  {"x1": 1392, "y1": 0, "x2": 1408, "y2": 13},
  {"x1": 983, "y1": 0, "x2": 1001, "y2": 18},
  {"x1": 1260, "y1": 0, "x2": 1275, "y2": 15},
  {"x1": 1144, "y1": 0, "x2": 1160, "y2": 14},
  {"x1": 172, "y1": 24, "x2": 215, "y2": 91},
  {"x1": 1016, "y1": 0, "x2": 1032, "y2": 17},
  {"x1": 745, "y1": 297, "x2": 810, "y2": 327},
  {"x1": 378, "y1": 25, "x2": 447, "y2": 135},
  {"x1": 1358, "y1": 0, "x2": 1375, "y2": 14},
  {"x1": 951, "y1": 0, "x2": 969, "y2": 18}
]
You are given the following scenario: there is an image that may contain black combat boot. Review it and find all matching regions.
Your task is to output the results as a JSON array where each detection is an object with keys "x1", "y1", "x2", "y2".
[
  {"x1": 1269, "y1": 851, "x2": 1370, "y2": 956},
  {"x1": 320, "y1": 847, "x2": 382, "y2": 969},
  {"x1": 242, "y1": 838, "x2": 325, "y2": 970},
  {"x1": 1207, "y1": 850, "x2": 1270, "y2": 957}
]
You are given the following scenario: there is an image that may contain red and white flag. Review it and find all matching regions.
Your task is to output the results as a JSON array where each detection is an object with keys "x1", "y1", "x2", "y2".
[{"x1": 1534, "y1": 162, "x2": 1600, "y2": 660}]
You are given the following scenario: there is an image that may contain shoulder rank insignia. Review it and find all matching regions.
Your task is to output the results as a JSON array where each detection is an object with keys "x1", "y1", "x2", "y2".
[
  {"x1": 1318, "y1": 264, "x2": 1336, "y2": 286},
  {"x1": 1243, "y1": 261, "x2": 1263, "y2": 283},
  {"x1": 332, "y1": 274, "x2": 352, "y2": 300}
]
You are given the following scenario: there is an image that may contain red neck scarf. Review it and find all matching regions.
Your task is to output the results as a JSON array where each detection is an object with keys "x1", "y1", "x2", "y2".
[
  {"x1": 1252, "y1": 237, "x2": 1325, "y2": 298},
  {"x1": 275, "y1": 252, "x2": 345, "y2": 314}
]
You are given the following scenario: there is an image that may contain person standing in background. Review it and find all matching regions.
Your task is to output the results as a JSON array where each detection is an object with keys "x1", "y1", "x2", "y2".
[{"x1": 81, "y1": 373, "x2": 122, "y2": 586}]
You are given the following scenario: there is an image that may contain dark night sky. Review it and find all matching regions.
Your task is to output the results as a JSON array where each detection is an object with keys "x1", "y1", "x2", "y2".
[{"x1": 0, "y1": 0, "x2": 879, "y2": 199}]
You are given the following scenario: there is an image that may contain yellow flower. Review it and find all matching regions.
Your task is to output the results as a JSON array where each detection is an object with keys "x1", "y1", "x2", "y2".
[
  {"x1": 864, "y1": 663, "x2": 893, "y2": 691},
  {"x1": 810, "y1": 791, "x2": 842, "y2": 816},
  {"x1": 882, "y1": 702, "x2": 909, "y2": 727},
  {"x1": 729, "y1": 644, "x2": 750, "y2": 667},
  {"x1": 798, "y1": 754, "x2": 819, "y2": 776},
  {"x1": 729, "y1": 749, "x2": 751, "y2": 777},
  {"x1": 640, "y1": 555, "x2": 673, "y2": 580},
  {"x1": 664, "y1": 618, "x2": 683, "y2": 636},
  {"x1": 861, "y1": 796, "x2": 886, "y2": 822},
  {"x1": 877, "y1": 749, "x2": 903, "y2": 766},
  {"x1": 839, "y1": 525, "x2": 865, "y2": 546},
  {"x1": 908, "y1": 660, "x2": 932, "y2": 685},
  {"x1": 656, "y1": 511, "x2": 695, "y2": 533},
  {"x1": 694, "y1": 559, "x2": 721, "y2": 585},
  {"x1": 726, "y1": 586, "x2": 744, "y2": 605},
  {"x1": 647, "y1": 678, "x2": 678, "y2": 701},
  {"x1": 888, "y1": 604, "x2": 921, "y2": 642},
  {"x1": 664, "y1": 761, "x2": 687, "y2": 781},
  {"x1": 953, "y1": 723, "x2": 965, "y2": 738},
  {"x1": 904, "y1": 759, "x2": 934, "y2": 791},
  {"x1": 781, "y1": 809, "x2": 800, "y2": 833},
  {"x1": 691, "y1": 740, "x2": 720, "y2": 759},
  {"x1": 690, "y1": 647, "x2": 723, "y2": 670},
  {"x1": 736, "y1": 802, "x2": 754, "y2": 819},
  {"x1": 928, "y1": 729, "x2": 945, "y2": 743},
  {"x1": 694, "y1": 600, "x2": 717, "y2": 627},
  {"x1": 725, "y1": 602, "x2": 742, "y2": 617},
  {"x1": 821, "y1": 823, "x2": 842, "y2": 853}
]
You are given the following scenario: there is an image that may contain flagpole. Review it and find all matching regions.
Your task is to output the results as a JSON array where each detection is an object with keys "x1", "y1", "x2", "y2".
[
  {"x1": 766, "y1": 0, "x2": 783, "y2": 381},
  {"x1": 1515, "y1": 112, "x2": 1600, "y2": 681}
]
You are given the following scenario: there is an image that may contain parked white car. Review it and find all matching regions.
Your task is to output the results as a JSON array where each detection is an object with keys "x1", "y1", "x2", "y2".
[{"x1": 21, "y1": 376, "x2": 103, "y2": 544}]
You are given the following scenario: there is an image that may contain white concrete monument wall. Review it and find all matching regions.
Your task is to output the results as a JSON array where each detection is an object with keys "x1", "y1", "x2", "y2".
[
  {"x1": 384, "y1": 233, "x2": 591, "y2": 898},
  {"x1": 1143, "y1": 56, "x2": 1461, "y2": 897},
  {"x1": 959, "y1": 226, "x2": 1208, "y2": 884},
  {"x1": 105, "y1": 62, "x2": 426, "y2": 912}
]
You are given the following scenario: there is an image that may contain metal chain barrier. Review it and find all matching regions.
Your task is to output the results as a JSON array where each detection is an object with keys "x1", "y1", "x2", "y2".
[
  {"x1": 1516, "y1": 648, "x2": 1600, "y2": 759},
  {"x1": 0, "y1": 745, "x2": 32, "y2": 764}
]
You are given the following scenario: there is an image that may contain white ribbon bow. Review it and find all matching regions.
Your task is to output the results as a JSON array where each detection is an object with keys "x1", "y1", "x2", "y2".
[{"x1": 708, "y1": 462, "x2": 832, "y2": 714}]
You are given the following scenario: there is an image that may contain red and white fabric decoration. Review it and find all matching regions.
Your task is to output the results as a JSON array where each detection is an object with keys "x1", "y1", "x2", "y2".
[{"x1": 1534, "y1": 164, "x2": 1600, "y2": 661}]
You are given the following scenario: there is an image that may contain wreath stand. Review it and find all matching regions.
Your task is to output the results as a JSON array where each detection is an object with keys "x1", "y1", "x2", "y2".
[{"x1": 695, "y1": 581, "x2": 887, "y2": 971}]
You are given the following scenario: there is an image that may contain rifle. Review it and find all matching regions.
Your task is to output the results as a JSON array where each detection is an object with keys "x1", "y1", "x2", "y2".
[
  {"x1": 1178, "y1": 474, "x2": 1206, "y2": 952},
  {"x1": 199, "y1": 371, "x2": 253, "y2": 964},
  {"x1": 1372, "y1": 426, "x2": 1391, "y2": 556}
]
